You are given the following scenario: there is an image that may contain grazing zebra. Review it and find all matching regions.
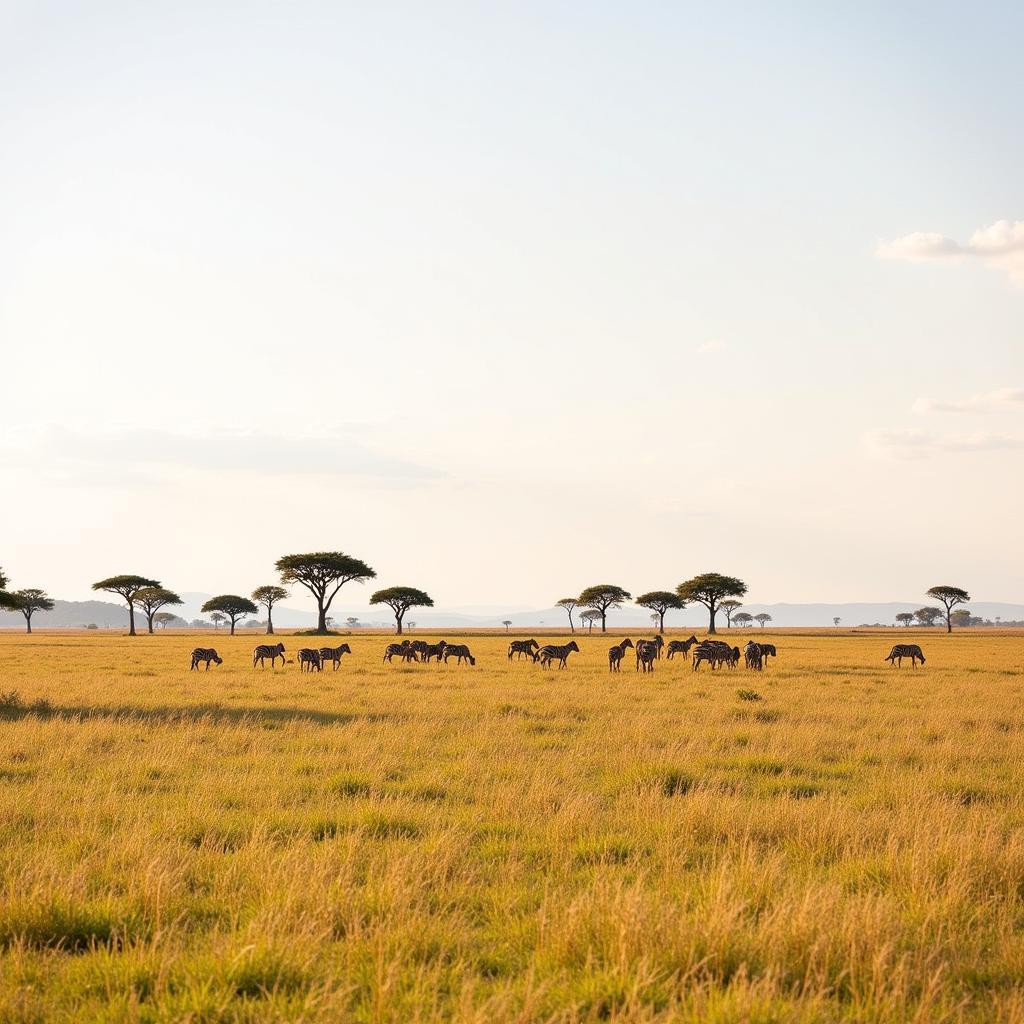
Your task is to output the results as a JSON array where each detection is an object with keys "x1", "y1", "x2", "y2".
[
  {"x1": 253, "y1": 642, "x2": 286, "y2": 669},
  {"x1": 508, "y1": 639, "x2": 540, "y2": 662},
  {"x1": 744, "y1": 641, "x2": 762, "y2": 671},
  {"x1": 297, "y1": 648, "x2": 322, "y2": 672},
  {"x1": 666, "y1": 635, "x2": 700, "y2": 660},
  {"x1": 725, "y1": 646, "x2": 741, "y2": 669},
  {"x1": 692, "y1": 646, "x2": 717, "y2": 672},
  {"x1": 636, "y1": 640, "x2": 658, "y2": 673},
  {"x1": 757, "y1": 643, "x2": 777, "y2": 664},
  {"x1": 421, "y1": 641, "x2": 448, "y2": 663},
  {"x1": 537, "y1": 641, "x2": 579, "y2": 669},
  {"x1": 609, "y1": 638, "x2": 633, "y2": 672},
  {"x1": 318, "y1": 644, "x2": 352, "y2": 670},
  {"x1": 692, "y1": 640, "x2": 733, "y2": 671},
  {"x1": 408, "y1": 640, "x2": 429, "y2": 661},
  {"x1": 443, "y1": 643, "x2": 476, "y2": 666},
  {"x1": 885, "y1": 644, "x2": 926, "y2": 667},
  {"x1": 383, "y1": 640, "x2": 410, "y2": 663},
  {"x1": 190, "y1": 647, "x2": 222, "y2": 671}
]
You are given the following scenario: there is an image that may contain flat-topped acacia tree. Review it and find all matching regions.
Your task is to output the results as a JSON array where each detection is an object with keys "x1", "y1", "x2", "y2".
[
  {"x1": 555, "y1": 598, "x2": 578, "y2": 633},
  {"x1": 252, "y1": 585, "x2": 289, "y2": 635},
  {"x1": 577, "y1": 585, "x2": 631, "y2": 634},
  {"x1": 201, "y1": 595, "x2": 258, "y2": 636},
  {"x1": 635, "y1": 591, "x2": 686, "y2": 634},
  {"x1": 10, "y1": 589, "x2": 54, "y2": 633},
  {"x1": 719, "y1": 599, "x2": 743, "y2": 628},
  {"x1": 676, "y1": 573, "x2": 747, "y2": 634},
  {"x1": 92, "y1": 575, "x2": 161, "y2": 636},
  {"x1": 275, "y1": 552, "x2": 376, "y2": 634},
  {"x1": 926, "y1": 585, "x2": 970, "y2": 633},
  {"x1": 370, "y1": 586, "x2": 433, "y2": 635},
  {"x1": 134, "y1": 587, "x2": 183, "y2": 635}
]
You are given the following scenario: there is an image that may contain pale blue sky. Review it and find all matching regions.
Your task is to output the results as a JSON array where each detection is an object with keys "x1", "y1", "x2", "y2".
[{"x1": 1, "y1": 2, "x2": 1021, "y2": 608}]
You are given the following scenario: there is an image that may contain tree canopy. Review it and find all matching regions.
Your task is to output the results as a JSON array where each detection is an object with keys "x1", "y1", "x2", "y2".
[
  {"x1": 635, "y1": 591, "x2": 685, "y2": 634},
  {"x1": 926, "y1": 585, "x2": 970, "y2": 633},
  {"x1": 555, "y1": 598, "x2": 578, "y2": 632},
  {"x1": 733, "y1": 611, "x2": 754, "y2": 627},
  {"x1": 577, "y1": 585, "x2": 631, "y2": 633},
  {"x1": 370, "y1": 586, "x2": 433, "y2": 635},
  {"x1": 676, "y1": 573, "x2": 747, "y2": 634},
  {"x1": 719, "y1": 599, "x2": 743, "y2": 628},
  {"x1": 92, "y1": 575, "x2": 161, "y2": 636},
  {"x1": 201, "y1": 595, "x2": 258, "y2": 635},
  {"x1": 252, "y1": 585, "x2": 289, "y2": 635},
  {"x1": 276, "y1": 552, "x2": 376, "y2": 633},
  {"x1": 134, "y1": 587, "x2": 182, "y2": 634},
  {"x1": 915, "y1": 606, "x2": 943, "y2": 627}
]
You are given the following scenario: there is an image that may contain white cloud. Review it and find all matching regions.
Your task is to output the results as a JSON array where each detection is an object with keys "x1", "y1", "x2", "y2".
[
  {"x1": 877, "y1": 219, "x2": 1024, "y2": 285},
  {"x1": 864, "y1": 428, "x2": 1024, "y2": 460},
  {"x1": 912, "y1": 387, "x2": 1024, "y2": 415}
]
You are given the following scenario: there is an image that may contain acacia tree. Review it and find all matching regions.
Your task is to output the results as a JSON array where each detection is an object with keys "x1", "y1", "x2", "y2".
[
  {"x1": 580, "y1": 610, "x2": 601, "y2": 633},
  {"x1": 555, "y1": 598, "x2": 578, "y2": 633},
  {"x1": 0, "y1": 566, "x2": 11, "y2": 609},
  {"x1": 577, "y1": 585, "x2": 631, "y2": 633},
  {"x1": 733, "y1": 612, "x2": 754, "y2": 628},
  {"x1": 926, "y1": 585, "x2": 970, "y2": 633},
  {"x1": 915, "y1": 606, "x2": 943, "y2": 627},
  {"x1": 754, "y1": 613, "x2": 772, "y2": 628},
  {"x1": 635, "y1": 591, "x2": 686, "y2": 634},
  {"x1": 370, "y1": 586, "x2": 433, "y2": 635},
  {"x1": 833, "y1": 617, "x2": 841, "y2": 627},
  {"x1": 719, "y1": 600, "x2": 743, "y2": 628},
  {"x1": 152, "y1": 611, "x2": 180, "y2": 629},
  {"x1": 676, "y1": 574, "x2": 747, "y2": 634},
  {"x1": 201, "y1": 595, "x2": 258, "y2": 635},
  {"x1": 92, "y1": 575, "x2": 161, "y2": 636},
  {"x1": 502, "y1": 619, "x2": 512, "y2": 631},
  {"x1": 345, "y1": 617, "x2": 359, "y2": 629},
  {"x1": 276, "y1": 552, "x2": 376, "y2": 634},
  {"x1": 252, "y1": 585, "x2": 289, "y2": 635},
  {"x1": 950, "y1": 608, "x2": 973, "y2": 628},
  {"x1": 9, "y1": 589, "x2": 54, "y2": 633},
  {"x1": 210, "y1": 612, "x2": 227, "y2": 630},
  {"x1": 895, "y1": 612, "x2": 914, "y2": 628},
  {"x1": 135, "y1": 587, "x2": 182, "y2": 634}
]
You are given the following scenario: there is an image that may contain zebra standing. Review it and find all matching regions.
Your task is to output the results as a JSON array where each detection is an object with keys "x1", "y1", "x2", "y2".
[
  {"x1": 508, "y1": 639, "x2": 540, "y2": 661},
  {"x1": 421, "y1": 641, "x2": 448, "y2": 663},
  {"x1": 383, "y1": 641, "x2": 410, "y2": 663},
  {"x1": 666, "y1": 635, "x2": 700, "y2": 660},
  {"x1": 297, "y1": 648, "x2": 323, "y2": 672},
  {"x1": 635, "y1": 640, "x2": 658, "y2": 673},
  {"x1": 537, "y1": 641, "x2": 579, "y2": 669},
  {"x1": 744, "y1": 641, "x2": 762, "y2": 671},
  {"x1": 885, "y1": 644, "x2": 926, "y2": 667},
  {"x1": 318, "y1": 644, "x2": 352, "y2": 670},
  {"x1": 253, "y1": 642, "x2": 286, "y2": 669},
  {"x1": 609, "y1": 638, "x2": 633, "y2": 672},
  {"x1": 757, "y1": 643, "x2": 777, "y2": 664},
  {"x1": 443, "y1": 643, "x2": 476, "y2": 665},
  {"x1": 190, "y1": 648, "x2": 222, "y2": 671}
]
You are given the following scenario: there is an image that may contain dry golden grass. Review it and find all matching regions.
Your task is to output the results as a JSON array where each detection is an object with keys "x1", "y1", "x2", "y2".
[{"x1": 1, "y1": 628, "x2": 1023, "y2": 1022}]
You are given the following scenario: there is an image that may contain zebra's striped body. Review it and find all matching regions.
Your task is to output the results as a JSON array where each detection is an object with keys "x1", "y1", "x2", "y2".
[
  {"x1": 508, "y1": 639, "x2": 540, "y2": 661},
  {"x1": 408, "y1": 640, "x2": 429, "y2": 662},
  {"x1": 253, "y1": 642, "x2": 286, "y2": 669},
  {"x1": 757, "y1": 643, "x2": 777, "y2": 662},
  {"x1": 298, "y1": 648, "x2": 322, "y2": 672},
  {"x1": 190, "y1": 647, "x2": 222, "y2": 671},
  {"x1": 635, "y1": 640, "x2": 658, "y2": 673},
  {"x1": 443, "y1": 643, "x2": 476, "y2": 665},
  {"x1": 383, "y1": 641, "x2": 410, "y2": 663},
  {"x1": 537, "y1": 641, "x2": 579, "y2": 669},
  {"x1": 318, "y1": 644, "x2": 352, "y2": 669},
  {"x1": 885, "y1": 644, "x2": 926, "y2": 667},
  {"x1": 744, "y1": 641, "x2": 762, "y2": 671},
  {"x1": 666, "y1": 635, "x2": 700, "y2": 660},
  {"x1": 421, "y1": 641, "x2": 448, "y2": 663},
  {"x1": 609, "y1": 638, "x2": 633, "y2": 672},
  {"x1": 692, "y1": 640, "x2": 736, "y2": 671}
]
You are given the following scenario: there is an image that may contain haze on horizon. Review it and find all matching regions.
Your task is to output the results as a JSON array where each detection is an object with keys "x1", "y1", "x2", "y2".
[{"x1": 1, "y1": 2, "x2": 1021, "y2": 611}]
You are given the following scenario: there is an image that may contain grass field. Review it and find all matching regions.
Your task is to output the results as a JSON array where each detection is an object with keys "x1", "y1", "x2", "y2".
[{"x1": 1, "y1": 629, "x2": 1023, "y2": 1022}]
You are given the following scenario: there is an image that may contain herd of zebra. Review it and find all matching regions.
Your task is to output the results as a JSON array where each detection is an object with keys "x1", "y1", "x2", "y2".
[{"x1": 187, "y1": 638, "x2": 928, "y2": 672}]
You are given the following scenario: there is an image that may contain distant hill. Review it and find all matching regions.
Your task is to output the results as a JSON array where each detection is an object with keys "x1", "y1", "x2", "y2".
[{"x1": 5, "y1": 597, "x2": 1022, "y2": 630}]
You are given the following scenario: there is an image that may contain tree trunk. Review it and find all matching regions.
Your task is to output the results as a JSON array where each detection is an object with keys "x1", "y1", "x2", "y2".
[
  {"x1": 317, "y1": 605, "x2": 328, "y2": 633},
  {"x1": 147, "y1": 612, "x2": 155, "y2": 634},
  {"x1": 267, "y1": 609, "x2": 274, "y2": 635},
  {"x1": 658, "y1": 611, "x2": 665, "y2": 634},
  {"x1": 395, "y1": 610, "x2": 404, "y2": 636},
  {"x1": 24, "y1": 613, "x2": 31, "y2": 635},
  {"x1": 600, "y1": 610, "x2": 607, "y2": 633},
  {"x1": 230, "y1": 618, "x2": 236, "y2": 635},
  {"x1": 946, "y1": 609, "x2": 952, "y2": 633},
  {"x1": 707, "y1": 603, "x2": 717, "y2": 634},
  {"x1": 127, "y1": 601, "x2": 136, "y2": 636}
]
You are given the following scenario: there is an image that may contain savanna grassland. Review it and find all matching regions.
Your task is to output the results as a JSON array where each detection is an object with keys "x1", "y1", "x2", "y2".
[{"x1": 1, "y1": 630, "x2": 1024, "y2": 1023}]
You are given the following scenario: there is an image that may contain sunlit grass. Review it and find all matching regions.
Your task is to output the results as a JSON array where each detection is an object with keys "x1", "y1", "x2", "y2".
[{"x1": 1, "y1": 629, "x2": 1023, "y2": 1021}]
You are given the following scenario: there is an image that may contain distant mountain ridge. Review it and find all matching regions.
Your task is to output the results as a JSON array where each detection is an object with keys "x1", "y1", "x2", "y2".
[{"x1": 3, "y1": 597, "x2": 1023, "y2": 629}]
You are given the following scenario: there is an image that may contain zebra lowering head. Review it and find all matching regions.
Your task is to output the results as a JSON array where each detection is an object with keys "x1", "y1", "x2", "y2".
[{"x1": 885, "y1": 644, "x2": 925, "y2": 667}]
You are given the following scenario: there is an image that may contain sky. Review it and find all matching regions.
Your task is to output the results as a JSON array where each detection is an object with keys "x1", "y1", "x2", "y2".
[{"x1": 1, "y1": 1, "x2": 1021, "y2": 612}]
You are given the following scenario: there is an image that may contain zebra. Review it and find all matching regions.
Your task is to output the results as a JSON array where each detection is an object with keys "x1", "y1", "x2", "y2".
[
  {"x1": 190, "y1": 648, "x2": 222, "y2": 671},
  {"x1": 298, "y1": 648, "x2": 322, "y2": 672},
  {"x1": 609, "y1": 638, "x2": 633, "y2": 672},
  {"x1": 318, "y1": 644, "x2": 352, "y2": 670},
  {"x1": 885, "y1": 644, "x2": 926, "y2": 667},
  {"x1": 757, "y1": 643, "x2": 777, "y2": 664},
  {"x1": 692, "y1": 646, "x2": 717, "y2": 672},
  {"x1": 744, "y1": 641, "x2": 762, "y2": 671},
  {"x1": 692, "y1": 640, "x2": 733, "y2": 671},
  {"x1": 537, "y1": 641, "x2": 579, "y2": 669},
  {"x1": 253, "y1": 642, "x2": 286, "y2": 669},
  {"x1": 636, "y1": 640, "x2": 658, "y2": 673},
  {"x1": 443, "y1": 643, "x2": 476, "y2": 666},
  {"x1": 508, "y1": 639, "x2": 540, "y2": 661},
  {"x1": 408, "y1": 640, "x2": 429, "y2": 661},
  {"x1": 646, "y1": 634, "x2": 665, "y2": 659},
  {"x1": 383, "y1": 641, "x2": 410, "y2": 663},
  {"x1": 725, "y1": 646, "x2": 741, "y2": 669},
  {"x1": 421, "y1": 641, "x2": 448, "y2": 663},
  {"x1": 666, "y1": 635, "x2": 700, "y2": 660}
]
